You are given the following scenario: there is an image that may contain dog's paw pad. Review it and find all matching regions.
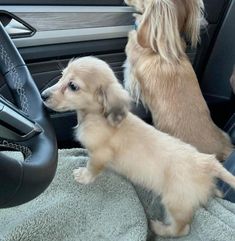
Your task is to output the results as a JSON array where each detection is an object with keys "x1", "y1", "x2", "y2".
[{"x1": 73, "y1": 168, "x2": 95, "y2": 184}]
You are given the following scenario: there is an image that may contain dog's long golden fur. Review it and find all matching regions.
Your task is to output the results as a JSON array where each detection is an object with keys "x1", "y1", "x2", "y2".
[
  {"x1": 42, "y1": 57, "x2": 235, "y2": 238},
  {"x1": 124, "y1": 0, "x2": 233, "y2": 160}
]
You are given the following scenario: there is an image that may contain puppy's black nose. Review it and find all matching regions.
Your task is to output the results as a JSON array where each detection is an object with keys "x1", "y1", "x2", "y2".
[{"x1": 41, "y1": 91, "x2": 50, "y2": 102}]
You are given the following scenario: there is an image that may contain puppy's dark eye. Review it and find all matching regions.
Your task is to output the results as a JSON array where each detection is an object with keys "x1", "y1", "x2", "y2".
[{"x1": 68, "y1": 81, "x2": 79, "y2": 92}]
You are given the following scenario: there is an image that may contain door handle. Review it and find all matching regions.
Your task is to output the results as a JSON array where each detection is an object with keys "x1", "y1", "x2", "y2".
[
  {"x1": 0, "y1": 11, "x2": 35, "y2": 38},
  {"x1": 5, "y1": 18, "x2": 32, "y2": 36}
]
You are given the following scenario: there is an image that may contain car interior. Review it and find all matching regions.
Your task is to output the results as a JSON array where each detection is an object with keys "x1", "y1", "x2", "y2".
[
  {"x1": 1, "y1": 0, "x2": 235, "y2": 148},
  {"x1": 0, "y1": 0, "x2": 235, "y2": 239},
  {"x1": 0, "y1": 0, "x2": 235, "y2": 147}
]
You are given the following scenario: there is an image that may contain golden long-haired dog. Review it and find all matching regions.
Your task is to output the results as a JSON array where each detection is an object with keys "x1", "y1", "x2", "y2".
[
  {"x1": 124, "y1": 0, "x2": 233, "y2": 160},
  {"x1": 42, "y1": 57, "x2": 235, "y2": 238}
]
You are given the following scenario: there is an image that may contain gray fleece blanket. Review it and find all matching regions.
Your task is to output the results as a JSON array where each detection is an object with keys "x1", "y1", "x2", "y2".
[{"x1": 0, "y1": 149, "x2": 235, "y2": 241}]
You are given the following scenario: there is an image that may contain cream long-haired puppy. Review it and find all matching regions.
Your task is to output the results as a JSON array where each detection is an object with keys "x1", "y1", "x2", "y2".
[
  {"x1": 42, "y1": 57, "x2": 235, "y2": 238},
  {"x1": 124, "y1": 0, "x2": 233, "y2": 160}
]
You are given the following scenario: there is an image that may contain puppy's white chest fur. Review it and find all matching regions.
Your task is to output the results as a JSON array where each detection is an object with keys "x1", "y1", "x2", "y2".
[{"x1": 75, "y1": 114, "x2": 113, "y2": 151}]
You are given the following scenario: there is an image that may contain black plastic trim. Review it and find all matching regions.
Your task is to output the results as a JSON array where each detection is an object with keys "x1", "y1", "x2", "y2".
[
  {"x1": 0, "y1": 0, "x2": 125, "y2": 5},
  {"x1": 194, "y1": 0, "x2": 232, "y2": 80},
  {"x1": 18, "y1": 38, "x2": 128, "y2": 62}
]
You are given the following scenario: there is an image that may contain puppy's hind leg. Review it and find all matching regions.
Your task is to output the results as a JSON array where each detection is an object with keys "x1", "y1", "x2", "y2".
[{"x1": 151, "y1": 205, "x2": 192, "y2": 237}]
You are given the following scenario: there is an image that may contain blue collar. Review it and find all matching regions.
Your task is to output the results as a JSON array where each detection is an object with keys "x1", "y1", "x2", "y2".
[{"x1": 134, "y1": 21, "x2": 138, "y2": 30}]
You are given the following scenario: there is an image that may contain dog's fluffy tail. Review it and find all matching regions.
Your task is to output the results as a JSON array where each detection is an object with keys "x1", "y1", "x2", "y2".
[{"x1": 212, "y1": 160, "x2": 235, "y2": 189}]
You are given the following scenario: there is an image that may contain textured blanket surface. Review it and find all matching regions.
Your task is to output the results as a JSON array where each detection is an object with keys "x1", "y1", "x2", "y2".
[
  {"x1": 0, "y1": 149, "x2": 147, "y2": 241},
  {"x1": 135, "y1": 186, "x2": 235, "y2": 241},
  {"x1": 1, "y1": 148, "x2": 235, "y2": 241}
]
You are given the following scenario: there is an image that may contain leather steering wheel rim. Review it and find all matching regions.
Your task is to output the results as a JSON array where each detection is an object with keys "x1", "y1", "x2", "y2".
[{"x1": 0, "y1": 23, "x2": 58, "y2": 208}]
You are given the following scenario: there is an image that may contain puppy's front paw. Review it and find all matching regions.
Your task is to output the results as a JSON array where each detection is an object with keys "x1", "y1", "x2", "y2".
[{"x1": 73, "y1": 168, "x2": 95, "y2": 184}]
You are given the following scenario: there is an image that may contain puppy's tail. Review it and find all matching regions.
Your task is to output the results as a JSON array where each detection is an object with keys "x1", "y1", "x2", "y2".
[{"x1": 212, "y1": 160, "x2": 235, "y2": 189}]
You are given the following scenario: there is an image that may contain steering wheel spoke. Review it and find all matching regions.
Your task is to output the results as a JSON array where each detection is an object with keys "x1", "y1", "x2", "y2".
[{"x1": 0, "y1": 95, "x2": 42, "y2": 142}]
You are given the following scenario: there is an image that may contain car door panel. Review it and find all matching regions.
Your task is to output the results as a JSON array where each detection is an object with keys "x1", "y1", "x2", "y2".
[{"x1": 1, "y1": 6, "x2": 133, "y2": 48}]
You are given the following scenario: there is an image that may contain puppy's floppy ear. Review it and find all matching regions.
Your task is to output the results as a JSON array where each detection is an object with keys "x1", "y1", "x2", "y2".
[
  {"x1": 96, "y1": 82, "x2": 131, "y2": 127},
  {"x1": 183, "y1": 0, "x2": 205, "y2": 47},
  {"x1": 137, "y1": 0, "x2": 184, "y2": 63}
]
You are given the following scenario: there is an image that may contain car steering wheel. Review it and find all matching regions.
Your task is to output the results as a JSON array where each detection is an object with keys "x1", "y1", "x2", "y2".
[{"x1": 0, "y1": 23, "x2": 58, "y2": 208}]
